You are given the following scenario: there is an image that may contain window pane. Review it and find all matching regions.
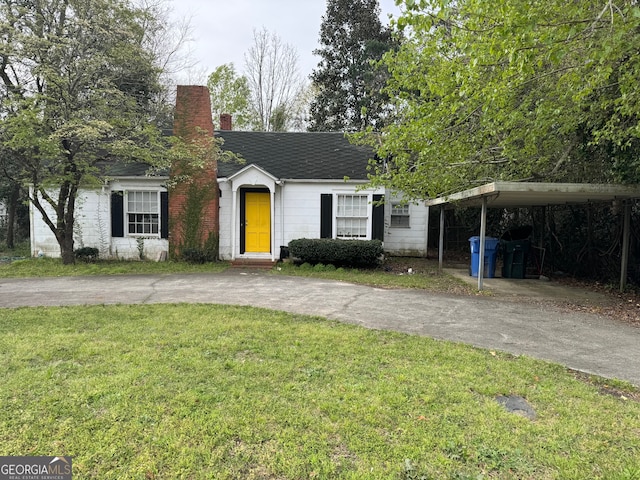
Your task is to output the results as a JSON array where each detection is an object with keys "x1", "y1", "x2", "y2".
[
  {"x1": 128, "y1": 212, "x2": 159, "y2": 235},
  {"x1": 337, "y1": 218, "x2": 366, "y2": 238},
  {"x1": 336, "y1": 194, "x2": 368, "y2": 238},
  {"x1": 391, "y1": 203, "x2": 410, "y2": 228},
  {"x1": 128, "y1": 191, "x2": 158, "y2": 214},
  {"x1": 390, "y1": 215, "x2": 410, "y2": 228},
  {"x1": 337, "y1": 194, "x2": 367, "y2": 217},
  {"x1": 127, "y1": 191, "x2": 160, "y2": 236},
  {"x1": 392, "y1": 204, "x2": 409, "y2": 216}
]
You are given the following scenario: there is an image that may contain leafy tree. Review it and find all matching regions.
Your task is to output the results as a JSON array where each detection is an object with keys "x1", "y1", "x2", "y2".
[
  {"x1": 206, "y1": 64, "x2": 252, "y2": 130},
  {"x1": 361, "y1": 0, "x2": 640, "y2": 200},
  {"x1": 244, "y1": 28, "x2": 307, "y2": 132},
  {"x1": 0, "y1": 0, "x2": 173, "y2": 264},
  {"x1": 309, "y1": 0, "x2": 398, "y2": 132}
]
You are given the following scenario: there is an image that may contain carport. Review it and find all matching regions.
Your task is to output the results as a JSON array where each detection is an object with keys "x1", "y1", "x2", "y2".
[{"x1": 426, "y1": 182, "x2": 640, "y2": 291}]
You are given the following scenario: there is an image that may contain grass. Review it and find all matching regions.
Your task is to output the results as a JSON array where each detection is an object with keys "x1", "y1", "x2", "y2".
[
  {"x1": 0, "y1": 257, "x2": 229, "y2": 278},
  {"x1": 1, "y1": 304, "x2": 639, "y2": 479},
  {"x1": 0, "y1": 240, "x2": 229, "y2": 277},
  {"x1": 272, "y1": 260, "x2": 476, "y2": 295},
  {"x1": 0, "y1": 248, "x2": 472, "y2": 295}
]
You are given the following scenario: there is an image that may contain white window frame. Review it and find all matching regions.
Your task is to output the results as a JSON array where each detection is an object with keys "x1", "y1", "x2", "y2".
[
  {"x1": 390, "y1": 203, "x2": 410, "y2": 228},
  {"x1": 335, "y1": 193, "x2": 371, "y2": 239},
  {"x1": 126, "y1": 190, "x2": 160, "y2": 237}
]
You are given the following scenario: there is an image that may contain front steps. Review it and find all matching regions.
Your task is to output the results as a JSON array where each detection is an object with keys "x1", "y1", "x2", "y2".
[{"x1": 230, "y1": 258, "x2": 277, "y2": 270}]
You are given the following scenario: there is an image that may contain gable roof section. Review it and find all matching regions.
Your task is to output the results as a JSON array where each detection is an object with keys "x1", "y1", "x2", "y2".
[
  {"x1": 216, "y1": 131, "x2": 374, "y2": 180},
  {"x1": 227, "y1": 163, "x2": 279, "y2": 183}
]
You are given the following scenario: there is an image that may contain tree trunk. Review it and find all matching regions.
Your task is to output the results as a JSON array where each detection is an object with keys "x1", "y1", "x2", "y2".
[
  {"x1": 5, "y1": 183, "x2": 20, "y2": 249},
  {"x1": 30, "y1": 175, "x2": 80, "y2": 265},
  {"x1": 58, "y1": 189, "x2": 77, "y2": 265},
  {"x1": 60, "y1": 232, "x2": 75, "y2": 265}
]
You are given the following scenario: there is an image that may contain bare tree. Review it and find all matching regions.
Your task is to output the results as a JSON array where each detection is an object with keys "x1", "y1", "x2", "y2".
[
  {"x1": 244, "y1": 28, "x2": 307, "y2": 132},
  {"x1": 133, "y1": 0, "x2": 202, "y2": 112}
]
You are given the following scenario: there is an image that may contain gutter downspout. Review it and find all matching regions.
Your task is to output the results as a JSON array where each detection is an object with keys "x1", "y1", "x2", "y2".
[
  {"x1": 271, "y1": 188, "x2": 276, "y2": 262},
  {"x1": 278, "y1": 180, "x2": 285, "y2": 260},
  {"x1": 231, "y1": 183, "x2": 237, "y2": 260}
]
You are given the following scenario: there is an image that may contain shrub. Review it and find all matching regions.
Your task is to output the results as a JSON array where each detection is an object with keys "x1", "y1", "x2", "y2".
[
  {"x1": 181, "y1": 247, "x2": 215, "y2": 264},
  {"x1": 288, "y1": 238, "x2": 383, "y2": 268},
  {"x1": 74, "y1": 247, "x2": 99, "y2": 263},
  {"x1": 179, "y1": 233, "x2": 219, "y2": 264}
]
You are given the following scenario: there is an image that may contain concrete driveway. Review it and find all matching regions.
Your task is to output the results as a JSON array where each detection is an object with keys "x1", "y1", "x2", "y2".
[{"x1": 1, "y1": 270, "x2": 638, "y2": 387}]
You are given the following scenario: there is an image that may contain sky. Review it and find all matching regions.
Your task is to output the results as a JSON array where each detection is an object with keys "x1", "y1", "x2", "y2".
[{"x1": 168, "y1": 0, "x2": 403, "y2": 84}]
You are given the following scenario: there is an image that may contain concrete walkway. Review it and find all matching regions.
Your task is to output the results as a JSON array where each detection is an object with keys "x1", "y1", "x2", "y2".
[{"x1": 1, "y1": 271, "x2": 638, "y2": 386}]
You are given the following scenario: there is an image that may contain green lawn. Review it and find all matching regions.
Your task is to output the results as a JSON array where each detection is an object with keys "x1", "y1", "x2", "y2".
[
  {"x1": 0, "y1": 255, "x2": 474, "y2": 295},
  {"x1": 273, "y1": 261, "x2": 475, "y2": 294},
  {"x1": 1, "y1": 304, "x2": 639, "y2": 479},
  {"x1": 0, "y1": 257, "x2": 229, "y2": 278}
]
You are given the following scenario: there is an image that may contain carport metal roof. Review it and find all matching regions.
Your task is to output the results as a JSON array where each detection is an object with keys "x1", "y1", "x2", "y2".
[
  {"x1": 426, "y1": 182, "x2": 640, "y2": 291},
  {"x1": 426, "y1": 182, "x2": 640, "y2": 209}
]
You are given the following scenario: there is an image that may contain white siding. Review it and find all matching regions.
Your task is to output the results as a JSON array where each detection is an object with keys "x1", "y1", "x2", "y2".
[
  {"x1": 383, "y1": 199, "x2": 430, "y2": 257},
  {"x1": 218, "y1": 177, "x2": 430, "y2": 260},
  {"x1": 218, "y1": 181, "x2": 233, "y2": 260},
  {"x1": 30, "y1": 179, "x2": 168, "y2": 260}
]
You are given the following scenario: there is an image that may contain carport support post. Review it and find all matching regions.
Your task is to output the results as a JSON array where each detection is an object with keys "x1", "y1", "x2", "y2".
[
  {"x1": 478, "y1": 196, "x2": 487, "y2": 291},
  {"x1": 438, "y1": 206, "x2": 445, "y2": 270},
  {"x1": 424, "y1": 206, "x2": 430, "y2": 258},
  {"x1": 620, "y1": 201, "x2": 631, "y2": 292}
]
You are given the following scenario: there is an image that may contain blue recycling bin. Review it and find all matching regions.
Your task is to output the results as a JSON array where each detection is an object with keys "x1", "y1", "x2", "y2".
[{"x1": 469, "y1": 236, "x2": 499, "y2": 278}]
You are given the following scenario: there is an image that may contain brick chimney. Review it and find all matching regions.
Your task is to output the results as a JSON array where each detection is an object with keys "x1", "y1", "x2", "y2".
[
  {"x1": 170, "y1": 86, "x2": 219, "y2": 256},
  {"x1": 219, "y1": 113, "x2": 232, "y2": 131}
]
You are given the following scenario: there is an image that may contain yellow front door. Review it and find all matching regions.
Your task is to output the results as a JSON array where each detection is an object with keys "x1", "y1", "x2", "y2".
[{"x1": 245, "y1": 192, "x2": 271, "y2": 252}]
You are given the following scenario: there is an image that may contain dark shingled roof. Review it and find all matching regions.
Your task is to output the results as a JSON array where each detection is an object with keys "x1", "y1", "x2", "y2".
[
  {"x1": 99, "y1": 131, "x2": 375, "y2": 180},
  {"x1": 98, "y1": 161, "x2": 167, "y2": 177},
  {"x1": 216, "y1": 131, "x2": 374, "y2": 180}
]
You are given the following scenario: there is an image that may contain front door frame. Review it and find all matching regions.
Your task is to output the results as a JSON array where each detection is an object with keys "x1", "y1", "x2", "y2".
[{"x1": 240, "y1": 187, "x2": 271, "y2": 255}]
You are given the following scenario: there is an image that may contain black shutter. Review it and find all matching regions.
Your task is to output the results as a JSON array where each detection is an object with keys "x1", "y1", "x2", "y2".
[
  {"x1": 160, "y1": 192, "x2": 169, "y2": 239},
  {"x1": 372, "y1": 194, "x2": 384, "y2": 241},
  {"x1": 320, "y1": 194, "x2": 333, "y2": 238},
  {"x1": 111, "y1": 191, "x2": 124, "y2": 238}
]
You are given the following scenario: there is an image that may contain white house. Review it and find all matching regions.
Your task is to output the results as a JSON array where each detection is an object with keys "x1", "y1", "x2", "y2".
[
  {"x1": 29, "y1": 131, "x2": 430, "y2": 261},
  {"x1": 216, "y1": 131, "x2": 429, "y2": 262},
  {"x1": 29, "y1": 86, "x2": 430, "y2": 262}
]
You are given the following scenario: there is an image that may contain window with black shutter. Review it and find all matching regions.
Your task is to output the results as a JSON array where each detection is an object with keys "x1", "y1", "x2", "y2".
[
  {"x1": 372, "y1": 194, "x2": 385, "y2": 241},
  {"x1": 111, "y1": 191, "x2": 124, "y2": 237},
  {"x1": 320, "y1": 194, "x2": 333, "y2": 238}
]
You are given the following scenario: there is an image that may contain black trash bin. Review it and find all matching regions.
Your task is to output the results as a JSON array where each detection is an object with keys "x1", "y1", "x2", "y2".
[
  {"x1": 501, "y1": 239, "x2": 530, "y2": 279},
  {"x1": 500, "y1": 226, "x2": 532, "y2": 279}
]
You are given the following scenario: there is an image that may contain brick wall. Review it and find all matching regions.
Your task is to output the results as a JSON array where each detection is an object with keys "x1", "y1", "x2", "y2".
[
  {"x1": 170, "y1": 86, "x2": 219, "y2": 252},
  {"x1": 219, "y1": 113, "x2": 232, "y2": 131}
]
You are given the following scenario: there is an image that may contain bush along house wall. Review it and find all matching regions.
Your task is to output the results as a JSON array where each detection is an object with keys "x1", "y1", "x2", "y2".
[{"x1": 288, "y1": 238, "x2": 384, "y2": 268}]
